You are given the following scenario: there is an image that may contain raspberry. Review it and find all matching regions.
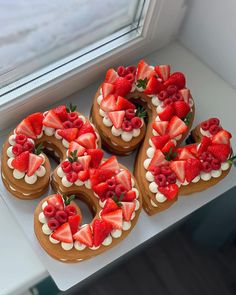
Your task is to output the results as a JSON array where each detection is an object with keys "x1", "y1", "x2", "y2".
[
  {"x1": 122, "y1": 120, "x2": 133, "y2": 132},
  {"x1": 48, "y1": 218, "x2": 60, "y2": 231},
  {"x1": 23, "y1": 141, "x2": 34, "y2": 152},
  {"x1": 209, "y1": 118, "x2": 220, "y2": 126},
  {"x1": 155, "y1": 174, "x2": 167, "y2": 187},
  {"x1": 63, "y1": 121, "x2": 74, "y2": 129},
  {"x1": 126, "y1": 65, "x2": 136, "y2": 74},
  {"x1": 125, "y1": 73, "x2": 135, "y2": 84},
  {"x1": 211, "y1": 158, "x2": 221, "y2": 170},
  {"x1": 163, "y1": 98, "x2": 173, "y2": 106},
  {"x1": 72, "y1": 162, "x2": 83, "y2": 172},
  {"x1": 160, "y1": 165, "x2": 172, "y2": 176},
  {"x1": 158, "y1": 90, "x2": 168, "y2": 101},
  {"x1": 68, "y1": 112, "x2": 78, "y2": 122},
  {"x1": 201, "y1": 121, "x2": 210, "y2": 131},
  {"x1": 43, "y1": 205, "x2": 56, "y2": 218},
  {"x1": 117, "y1": 66, "x2": 127, "y2": 77},
  {"x1": 172, "y1": 93, "x2": 184, "y2": 102},
  {"x1": 167, "y1": 173, "x2": 177, "y2": 184},
  {"x1": 74, "y1": 118, "x2": 84, "y2": 129},
  {"x1": 151, "y1": 166, "x2": 161, "y2": 176},
  {"x1": 131, "y1": 117, "x2": 142, "y2": 129},
  {"x1": 66, "y1": 171, "x2": 78, "y2": 183},
  {"x1": 166, "y1": 85, "x2": 178, "y2": 95},
  {"x1": 61, "y1": 161, "x2": 72, "y2": 173},
  {"x1": 125, "y1": 109, "x2": 135, "y2": 120},
  {"x1": 12, "y1": 144, "x2": 23, "y2": 156},
  {"x1": 65, "y1": 205, "x2": 77, "y2": 216},
  {"x1": 202, "y1": 162, "x2": 212, "y2": 173},
  {"x1": 209, "y1": 125, "x2": 220, "y2": 135},
  {"x1": 15, "y1": 134, "x2": 27, "y2": 145},
  {"x1": 115, "y1": 184, "x2": 127, "y2": 196},
  {"x1": 55, "y1": 210, "x2": 68, "y2": 224},
  {"x1": 106, "y1": 178, "x2": 116, "y2": 191},
  {"x1": 199, "y1": 151, "x2": 208, "y2": 161},
  {"x1": 105, "y1": 190, "x2": 115, "y2": 199}
]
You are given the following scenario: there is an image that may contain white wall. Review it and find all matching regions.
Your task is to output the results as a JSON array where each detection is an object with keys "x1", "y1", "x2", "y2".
[{"x1": 179, "y1": 0, "x2": 236, "y2": 90}]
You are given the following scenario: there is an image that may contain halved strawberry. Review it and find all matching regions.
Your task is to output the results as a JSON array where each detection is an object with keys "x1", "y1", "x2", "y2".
[
  {"x1": 27, "y1": 153, "x2": 43, "y2": 176},
  {"x1": 161, "y1": 139, "x2": 176, "y2": 153},
  {"x1": 101, "y1": 199, "x2": 119, "y2": 215},
  {"x1": 155, "y1": 65, "x2": 170, "y2": 81},
  {"x1": 73, "y1": 224, "x2": 93, "y2": 247},
  {"x1": 86, "y1": 149, "x2": 104, "y2": 168},
  {"x1": 68, "y1": 215, "x2": 81, "y2": 235},
  {"x1": 116, "y1": 96, "x2": 135, "y2": 110},
  {"x1": 100, "y1": 95, "x2": 118, "y2": 112},
  {"x1": 158, "y1": 184, "x2": 178, "y2": 200},
  {"x1": 168, "y1": 116, "x2": 188, "y2": 138},
  {"x1": 77, "y1": 155, "x2": 91, "y2": 170},
  {"x1": 43, "y1": 110, "x2": 64, "y2": 129},
  {"x1": 178, "y1": 148, "x2": 196, "y2": 160},
  {"x1": 16, "y1": 118, "x2": 36, "y2": 139},
  {"x1": 148, "y1": 150, "x2": 167, "y2": 171},
  {"x1": 102, "y1": 82, "x2": 115, "y2": 97},
  {"x1": 123, "y1": 190, "x2": 136, "y2": 202},
  {"x1": 101, "y1": 209, "x2": 123, "y2": 229},
  {"x1": 151, "y1": 134, "x2": 170, "y2": 149},
  {"x1": 99, "y1": 156, "x2": 119, "y2": 172},
  {"x1": 27, "y1": 113, "x2": 44, "y2": 135},
  {"x1": 207, "y1": 144, "x2": 230, "y2": 162},
  {"x1": 58, "y1": 128, "x2": 78, "y2": 142},
  {"x1": 185, "y1": 158, "x2": 202, "y2": 182},
  {"x1": 78, "y1": 170, "x2": 90, "y2": 182},
  {"x1": 12, "y1": 151, "x2": 29, "y2": 172},
  {"x1": 47, "y1": 194, "x2": 64, "y2": 210},
  {"x1": 108, "y1": 111, "x2": 125, "y2": 129},
  {"x1": 114, "y1": 77, "x2": 132, "y2": 96},
  {"x1": 90, "y1": 169, "x2": 115, "y2": 187},
  {"x1": 152, "y1": 121, "x2": 169, "y2": 135},
  {"x1": 51, "y1": 222, "x2": 73, "y2": 243},
  {"x1": 68, "y1": 141, "x2": 86, "y2": 157},
  {"x1": 181, "y1": 144, "x2": 198, "y2": 156},
  {"x1": 144, "y1": 76, "x2": 165, "y2": 94},
  {"x1": 178, "y1": 88, "x2": 190, "y2": 104},
  {"x1": 212, "y1": 130, "x2": 232, "y2": 145},
  {"x1": 164, "y1": 72, "x2": 186, "y2": 89},
  {"x1": 77, "y1": 122, "x2": 95, "y2": 136},
  {"x1": 170, "y1": 161, "x2": 185, "y2": 182},
  {"x1": 93, "y1": 182, "x2": 109, "y2": 199},
  {"x1": 53, "y1": 105, "x2": 68, "y2": 122},
  {"x1": 173, "y1": 101, "x2": 190, "y2": 119},
  {"x1": 105, "y1": 68, "x2": 118, "y2": 83},
  {"x1": 93, "y1": 219, "x2": 113, "y2": 247},
  {"x1": 137, "y1": 60, "x2": 155, "y2": 80},
  {"x1": 197, "y1": 136, "x2": 212, "y2": 155},
  {"x1": 120, "y1": 202, "x2": 135, "y2": 221},
  {"x1": 115, "y1": 170, "x2": 132, "y2": 190},
  {"x1": 159, "y1": 105, "x2": 175, "y2": 121},
  {"x1": 76, "y1": 133, "x2": 96, "y2": 149}
]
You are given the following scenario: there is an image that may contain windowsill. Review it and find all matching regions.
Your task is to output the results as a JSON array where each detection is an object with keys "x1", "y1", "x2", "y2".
[{"x1": 1, "y1": 41, "x2": 236, "y2": 294}]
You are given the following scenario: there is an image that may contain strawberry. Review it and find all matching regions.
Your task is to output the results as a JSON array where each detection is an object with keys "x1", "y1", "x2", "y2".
[
  {"x1": 76, "y1": 133, "x2": 96, "y2": 149},
  {"x1": 185, "y1": 158, "x2": 202, "y2": 182},
  {"x1": 147, "y1": 150, "x2": 167, "y2": 171},
  {"x1": 158, "y1": 184, "x2": 178, "y2": 200},
  {"x1": 101, "y1": 209, "x2": 123, "y2": 229},
  {"x1": 178, "y1": 148, "x2": 196, "y2": 160},
  {"x1": 207, "y1": 144, "x2": 230, "y2": 162},
  {"x1": 101, "y1": 199, "x2": 119, "y2": 215},
  {"x1": 12, "y1": 151, "x2": 29, "y2": 172},
  {"x1": 43, "y1": 110, "x2": 63, "y2": 129},
  {"x1": 164, "y1": 72, "x2": 186, "y2": 89},
  {"x1": 179, "y1": 144, "x2": 198, "y2": 157},
  {"x1": 93, "y1": 182, "x2": 109, "y2": 198},
  {"x1": 151, "y1": 134, "x2": 170, "y2": 149},
  {"x1": 86, "y1": 149, "x2": 104, "y2": 168},
  {"x1": 68, "y1": 141, "x2": 86, "y2": 157},
  {"x1": 16, "y1": 118, "x2": 36, "y2": 139},
  {"x1": 102, "y1": 82, "x2": 115, "y2": 97},
  {"x1": 161, "y1": 139, "x2": 176, "y2": 153},
  {"x1": 108, "y1": 111, "x2": 125, "y2": 129},
  {"x1": 159, "y1": 105, "x2": 175, "y2": 121},
  {"x1": 51, "y1": 222, "x2": 73, "y2": 243},
  {"x1": 53, "y1": 105, "x2": 68, "y2": 122},
  {"x1": 114, "y1": 77, "x2": 132, "y2": 96},
  {"x1": 47, "y1": 194, "x2": 64, "y2": 211},
  {"x1": 90, "y1": 169, "x2": 115, "y2": 187},
  {"x1": 152, "y1": 121, "x2": 169, "y2": 135},
  {"x1": 137, "y1": 60, "x2": 155, "y2": 80},
  {"x1": 77, "y1": 155, "x2": 91, "y2": 170},
  {"x1": 115, "y1": 170, "x2": 132, "y2": 190},
  {"x1": 27, "y1": 113, "x2": 44, "y2": 135},
  {"x1": 144, "y1": 76, "x2": 165, "y2": 94},
  {"x1": 73, "y1": 224, "x2": 93, "y2": 247},
  {"x1": 178, "y1": 88, "x2": 190, "y2": 104},
  {"x1": 170, "y1": 161, "x2": 185, "y2": 182},
  {"x1": 68, "y1": 215, "x2": 81, "y2": 235},
  {"x1": 120, "y1": 202, "x2": 135, "y2": 221},
  {"x1": 105, "y1": 68, "x2": 118, "y2": 83},
  {"x1": 100, "y1": 95, "x2": 118, "y2": 112},
  {"x1": 58, "y1": 128, "x2": 78, "y2": 142},
  {"x1": 197, "y1": 136, "x2": 212, "y2": 155},
  {"x1": 27, "y1": 153, "x2": 43, "y2": 176},
  {"x1": 155, "y1": 65, "x2": 170, "y2": 81},
  {"x1": 78, "y1": 170, "x2": 90, "y2": 182},
  {"x1": 168, "y1": 116, "x2": 187, "y2": 138},
  {"x1": 99, "y1": 156, "x2": 119, "y2": 172},
  {"x1": 93, "y1": 219, "x2": 113, "y2": 247},
  {"x1": 116, "y1": 96, "x2": 135, "y2": 110},
  {"x1": 123, "y1": 190, "x2": 136, "y2": 202},
  {"x1": 212, "y1": 130, "x2": 232, "y2": 145},
  {"x1": 173, "y1": 101, "x2": 190, "y2": 119},
  {"x1": 77, "y1": 122, "x2": 95, "y2": 136}
]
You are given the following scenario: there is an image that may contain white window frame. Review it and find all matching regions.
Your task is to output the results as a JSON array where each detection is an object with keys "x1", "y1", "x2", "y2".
[{"x1": 0, "y1": 0, "x2": 187, "y2": 131}]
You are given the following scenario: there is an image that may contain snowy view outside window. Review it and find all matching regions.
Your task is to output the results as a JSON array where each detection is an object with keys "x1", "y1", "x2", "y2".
[{"x1": 0, "y1": 0, "x2": 141, "y2": 87}]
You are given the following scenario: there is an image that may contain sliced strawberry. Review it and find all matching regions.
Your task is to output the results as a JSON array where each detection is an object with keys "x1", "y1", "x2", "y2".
[
  {"x1": 185, "y1": 158, "x2": 202, "y2": 182},
  {"x1": 178, "y1": 88, "x2": 190, "y2": 104},
  {"x1": 101, "y1": 209, "x2": 123, "y2": 229},
  {"x1": 58, "y1": 128, "x2": 78, "y2": 142},
  {"x1": 93, "y1": 182, "x2": 109, "y2": 199},
  {"x1": 86, "y1": 149, "x2": 104, "y2": 168},
  {"x1": 158, "y1": 184, "x2": 178, "y2": 200},
  {"x1": 144, "y1": 76, "x2": 165, "y2": 94},
  {"x1": 68, "y1": 215, "x2": 81, "y2": 235},
  {"x1": 197, "y1": 136, "x2": 212, "y2": 155},
  {"x1": 170, "y1": 161, "x2": 185, "y2": 182},
  {"x1": 68, "y1": 141, "x2": 86, "y2": 157},
  {"x1": 207, "y1": 144, "x2": 230, "y2": 162},
  {"x1": 108, "y1": 111, "x2": 125, "y2": 129},
  {"x1": 120, "y1": 202, "x2": 135, "y2": 221},
  {"x1": 161, "y1": 139, "x2": 176, "y2": 153},
  {"x1": 152, "y1": 121, "x2": 169, "y2": 135},
  {"x1": 12, "y1": 151, "x2": 29, "y2": 172},
  {"x1": 47, "y1": 194, "x2": 64, "y2": 210},
  {"x1": 76, "y1": 133, "x2": 96, "y2": 149},
  {"x1": 77, "y1": 122, "x2": 95, "y2": 136},
  {"x1": 159, "y1": 105, "x2": 175, "y2": 121},
  {"x1": 148, "y1": 150, "x2": 167, "y2": 171},
  {"x1": 123, "y1": 190, "x2": 136, "y2": 202},
  {"x1": 116, "y1": 96, "x2": 135, "y2": 110},
  {"x1": 151, "y1": 135, "x2": 170, "y2": 149},
  {"x1": 173, "y1": 101, "x2": 190, "y2": 119},
  {"x1": 115, "y1": 170, "x2": 132, "y2": 191},
  {"x1": 43, "y1": 110, "x2": 63, "y2": 129},
  {"x1": 77, "y1": 155, "x2": 91, "y2": 170},
  {"x1": 155, "y1": 65, "x2": 170, "y2": 81},
  {"x1": 101, "y1": 198, "x2": 119, "y2": 215},
  {"x1": 137, "y1": 60, "x2": 155, "y2": 80},
  {"x1": 212, "y1": 130, "x2": 232, "y2": 145},
  {"x1": 27, "y1": 153, "x2": 43, "y2": 176},
  {"x1": 27, "y1": 113, "x2": 44, "y2": 135},
  {"x1": 51, "y1": 222, "x2": 73, "y2": 243},
  {"x1": 99, "y1": 156, "x2": 119, "y2": 172},
  {"x1": 164, "y1": 72, "x2": 186, "y2": 90},
  {"x1": 16, "y1": 118, "x2": 36, "y2": 139},
  {"x1": 53, "y1": 105, "x2": 68, "y2": 122},
  {"x1": 105, "y1": 68, "x2": 118, "y2": 83},
  {"x1": 73, "y1": 224, "x2": 93, "y2": 247},
  {"x1": 78, "y1": 170, "x2": 90, "y2": 182},
  {"x1": 181, "y1": 144, "x2": 198, "y2": 157},
  {"x1": 102, "y1": 82, "x2": 115, "y2": 97},
  {"x1": 93, "y1": 219, "x2": 113, "y2": 247},
  {"x1": 178, "y1": 148, "x2": 196, "y2": 160},
  {"x1": 114, "y1": 77, "x2": 132, "y2": 96},
  {"x1": 100, "y1": 94, "x2": 118, "y2": 112},
  {"x1": 90, "y1": 169, "x2": 115, "y2": 187},
  {"x1": 168, "y1": 116, "x2": 188, "y2": 138}
]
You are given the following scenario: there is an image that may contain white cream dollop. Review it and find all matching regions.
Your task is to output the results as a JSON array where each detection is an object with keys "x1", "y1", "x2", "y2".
[
  {"x1": 155, "y1": 192, "x2": 167, "y2": 203},
  {"x1": 111, "y1": 229, "x2": 122, "y2": 238},
  {"x1": 99, "y1": 109, "x2": 106, "y2": 117},
  {"x1": 57, "y1": 167, "x2": 65, "y2": 178},
  {"x1": 103, "y1": 116, "x2": 113, "y2": 127},
  {"x1": 147, "y1": 147, "x2": 155, "y2": 158},
  {"x1": 200, "y1": 128, "x2": 211, "y2": 137},
  {"x1": 221, "y1": 162, "x2": 230, "y2": 171},
  {"x1": 25, "y1": 174, "x2": 37, "y2": 184},
  {"x1": 97, "y1": 95, "x2": 103, "y2": 105},
  {"x1": 36, "y1": 166, "x2": 46, "y2": 177},
  {"x1": 211, "y1": 169, "x2": 222, "y2": 178},
  {"x1": 102, "y1": 235, "x2": 112, "y2": 246},
  {"x1": 149, "y1": 182, "x2": 158, "y2": 193},
  {"x1": 8, "y1": 135, "x2": 16, "y2": 145},
  {"x1": 200, "y1": 172, "x2": 211, "y2": 181},
  {"x1": 13, "y1": 169, "x2": 25, "y2": 179},
  {"x1": 49, "y1": 235, "x2": 60, "y2": 244},
  {"x1": 133, "y1": 128, "x2": 140, "y2": 137},
  {"x1": 111, "y1": 126, "x2": 122, "y2": 136},
  {"x1": 7, "y1": 146, "x2": 14, "y2": 158},
  {"x1": 143, "y1": 158, "x2": 151, "y2": 169},
  {"x1": 122, "y1": 221, "x2": 131, "y2": 231},
  {"x1": 62, "y1": 139, "x2": 69, "y2": 148},
  {"x1": 146, "y1": 171, "x2": 154, "y2": 182},
  {"x1": 61, "y1": 242, "x2": 74, "y2": 251},
  {"x1": 121, "y1": 132, "x2": 133, "y2": 142},
  {"x1": 7, "y1": 158, "x2": 14, "y2": 169},
  {"x1": 62, "y1": 176, "x2": 73, "y2": 187},
  {"x1": 42, "y1": 223, "x2": 52, "y2": 235},
  {"x1": 55, "y1": 130, "x2": 62, "y2": 140},
  {"x1": 44, "y1": 127, "x2": 55, "y2": 136},
  {"x1": 74, "y1": 241, "x2": 86, "y2": 250}
]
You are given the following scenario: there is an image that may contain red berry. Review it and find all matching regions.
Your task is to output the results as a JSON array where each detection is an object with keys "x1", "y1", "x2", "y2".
[
  {"x1": 66, "y1": 171, "x2": 78, "y2": 183},
  {"x1": 125, "y1": 73, "x2": 135, "y2": 84},
  {"x1": 55, "y1": 210, "x2": 68, "y2": 224},
  {"x1": 202, "y1": 162, "x2": 212, "y2": 173},
  {"x1": 61, "y1": 161, "x2": 72, "y2": 173},
  {"x1": 74, "y1": 118, "x2": 84, "y2": 129},
  {"x1": 122, "y1": 120, "x2": 133, "y2": 132},
  {"x1": 106, "y1": 178, "x2": 116, "y2": 191},
  {"x1": 71, "y1": 162, "x2": 83, "y2": 172},
  {"x1": 158, "y1": 90, "x2": 168, "y2": 101},
  {"x1": 211, "y1": 158, "x2": 221, "y2": 170},
  {"x1": 117, "y1": 66, "x2": 127, "y2": 77},
  {"x1": 63, "y1": 121, "x2": 74, "y2": 129},
  {"x1": 126, "y1": 65, "x2": 136, "y2": 74},
  {"x1": 68, "y1": 112, "x2": 78, "y2": 122},
  {"x1": 163, "y1": 98, "x2": 173, "y2": 106},
  {"x1": 201, "y1": 121, "x2": 210, "y2": 131},
  {"x1": 160, "y1": 165, "x2": 172, "y2": 176},
  {"x1": 199, "y1": 151, "x2": 209, "y2": 161},
  {"x1": 48, "y1": 218, "x2": 60, "y2": 231},
  {"x1": 23, "y1": 141, "x2": 34, "y2": 152},
  {"x1": 151, "y1": 166, "x2": 161, "y2": 176},
  {"x1": 131, "y1": 117, "x2": 142, "y2": 129},
  {"x1": 15, "y1": 134, "x2": 27, "y2": 145},
  {"x1": 167, "y1": 173, "x2": 177, "y2": 184},
  {"x1": 12, "y1": 144, "x2": 23, "y2": 156},
  {"x1": 209, "y1": 125, "x2": 220, "y2": 135},
  {"x1": 172, "y1": 93, "x2": 184, "y2": 101},
  {"x1": 105, "y1": 190, "x2": 115, "y2": 199},
  {"x1": 125, "y1": 109, "x2": 135, "y2": 120},
  {"x1": 65, "y1": 205, "x2": 77, "y2": 216},
  {"x1": 114, "y1": 77, "x2": 132, "y2": 96},
  {"x1": 166, "y1": 85, "x2": 178, "y2": 95},
  {"x1": 43, "y1": 205, "x2": 56, "y2": 218},
  {"x1": 209, "y1": 118, "x2": 220, "y2": 126},
  {"x1": 115, "y1": 184, "x2": 127, "y2": 196},
  {"x1": 155, "y1": 174, "x2": 167, "y2": 187}
]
